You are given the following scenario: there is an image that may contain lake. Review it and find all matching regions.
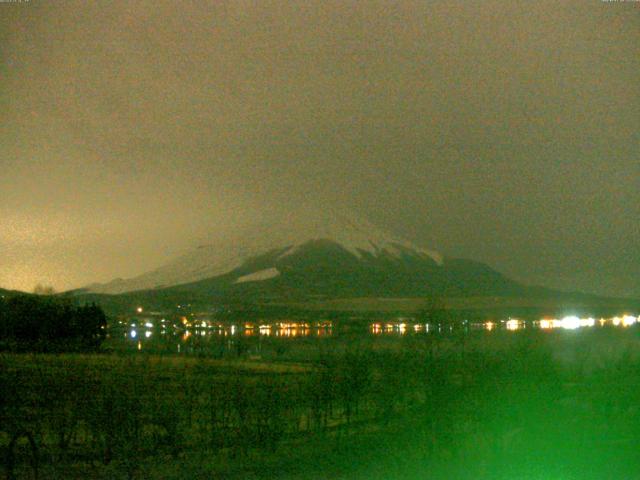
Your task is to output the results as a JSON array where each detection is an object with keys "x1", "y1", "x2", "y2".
[{"x1": 105, "y1": 313, "x2": 639, "y2": 358}]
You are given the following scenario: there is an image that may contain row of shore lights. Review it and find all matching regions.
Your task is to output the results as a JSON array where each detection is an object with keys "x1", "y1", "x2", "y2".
[
  {"x1": 133, "y1": 306, "x2": 637, "y2": 333},
  {"x1": 537, "y1": 315, "x2": 638, "y2": 330},
  {"x1": 460, "y1": 316, "x2": 638, "y2": 332},
  {"x1": 502, "y1": 315, "x2": 638, "y2": 331}
]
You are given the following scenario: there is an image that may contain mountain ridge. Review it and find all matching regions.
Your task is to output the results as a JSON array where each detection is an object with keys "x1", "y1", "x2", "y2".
[
  {"x1": 84, "y1": 212, "x2": 442, "y2": 295},
  {"x1": 70, "y1": 213, "x2": 640, "y2": 316}
]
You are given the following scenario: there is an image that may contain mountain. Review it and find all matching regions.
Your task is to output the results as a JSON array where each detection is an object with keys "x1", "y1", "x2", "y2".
[
  {"x1": 75, "y1": 210, "x2": 640, "y2": 315},
  {"x1": 80, "y1": 210, "x2": 527, "y2": 300},
  {"x1": 84, "y1": 212, "x2": 446, "y2": 296}
]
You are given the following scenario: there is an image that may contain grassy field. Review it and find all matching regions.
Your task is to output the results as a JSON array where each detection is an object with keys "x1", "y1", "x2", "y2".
[{"x1": 2, "y1": 327, "x2": 640, "y2": 479}]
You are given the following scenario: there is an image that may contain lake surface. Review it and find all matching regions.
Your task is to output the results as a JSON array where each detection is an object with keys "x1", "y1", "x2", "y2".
[{"x1": 105, "y1": 313, "x2": 640, "y2": 357}]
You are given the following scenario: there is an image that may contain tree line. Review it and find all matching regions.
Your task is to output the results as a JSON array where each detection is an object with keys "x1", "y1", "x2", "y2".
[{"x1": 0, "y1": 294, "x2": 107, "y2": 352}]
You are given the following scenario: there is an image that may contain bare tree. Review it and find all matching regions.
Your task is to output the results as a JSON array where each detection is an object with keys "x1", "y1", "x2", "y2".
[{"x1": 33, "y1": 284, "x2": 56, "y2": 296}]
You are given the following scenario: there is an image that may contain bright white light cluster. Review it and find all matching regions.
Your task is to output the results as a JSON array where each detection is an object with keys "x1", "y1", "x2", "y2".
[{"x1": 539, "y1": 316, "x2": 596, "y2": 330}]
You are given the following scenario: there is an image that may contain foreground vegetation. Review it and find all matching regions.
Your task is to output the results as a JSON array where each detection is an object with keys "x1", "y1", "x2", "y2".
[{"x1": 2, "y1": 327, "x2": 640, "y2": 479}]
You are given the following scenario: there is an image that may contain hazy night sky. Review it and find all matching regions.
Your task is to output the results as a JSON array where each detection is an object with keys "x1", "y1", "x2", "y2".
[{"x1": 1, "y1": 1, "x2": 638, "y2": 297}]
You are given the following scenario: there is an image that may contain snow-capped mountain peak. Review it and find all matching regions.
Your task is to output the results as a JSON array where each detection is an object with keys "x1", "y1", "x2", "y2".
[{"x1": 85, "y1": 211, "x2": 442, "y2": 294}]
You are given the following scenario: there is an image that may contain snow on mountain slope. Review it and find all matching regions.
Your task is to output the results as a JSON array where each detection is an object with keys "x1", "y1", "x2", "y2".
[
  {"x1": 234, "y1": 268, "x2": 280, "y2": 284},
  {"x1": 85, "y1": 210, "x2": 442, "y2": 294}
]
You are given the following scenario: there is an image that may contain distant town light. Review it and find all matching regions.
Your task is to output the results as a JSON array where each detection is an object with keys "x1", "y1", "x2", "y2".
[
  {"x1": 622, "y1": 315, "x2": 637, "y2": 327},
  {"x1": 539, "y1": 319, "x2": 552, "y2": 329},
  {"x1": 559, "y1": 316, "x2": 580, "y2": 330},
  {"x1": 506, "y1": 319, "x2": 520, "y2": 331},
  {"x1": 259, "y1": 325, "x2": 271, "y2": 336},
  {"x1": 580, "y1": 317, "x2": 595, "y2": 328}
]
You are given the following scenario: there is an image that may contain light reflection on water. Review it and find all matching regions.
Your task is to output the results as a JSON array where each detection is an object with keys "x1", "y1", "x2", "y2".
[{"x1": 116, "y1": 314, "x2": 638, "y2": 351}]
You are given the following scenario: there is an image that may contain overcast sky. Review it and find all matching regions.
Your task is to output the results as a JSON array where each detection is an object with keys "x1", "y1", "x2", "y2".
[{"x1": 1, "y1": 0, "x2": 638, "y2": 297}]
